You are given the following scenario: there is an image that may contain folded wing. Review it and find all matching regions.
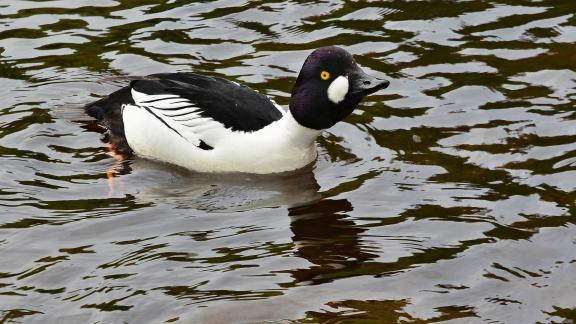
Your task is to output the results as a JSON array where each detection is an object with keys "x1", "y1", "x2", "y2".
[{"x1": 87, "y1": 72, "x2": 285, "y2": 151}]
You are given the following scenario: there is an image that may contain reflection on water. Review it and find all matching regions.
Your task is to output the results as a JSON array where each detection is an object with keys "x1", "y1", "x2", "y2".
[
  {"x1": 113, "y1": 159, "x2": 322, "y2": 211},
  {"x1": 289, "y1": 198, "x2": 378, "y2": 284},
  {"x1": 1, "y1": 0, "x2": 576, "y2": 323}
]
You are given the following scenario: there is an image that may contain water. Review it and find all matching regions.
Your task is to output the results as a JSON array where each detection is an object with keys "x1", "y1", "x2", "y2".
[{"x1": 1, "y1": 0, "x2": 576, "y2": 323}]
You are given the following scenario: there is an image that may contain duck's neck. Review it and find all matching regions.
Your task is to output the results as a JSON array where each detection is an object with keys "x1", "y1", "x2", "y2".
[{"x1": 275, "y1": 110, "x2": 323, "y2": 148}]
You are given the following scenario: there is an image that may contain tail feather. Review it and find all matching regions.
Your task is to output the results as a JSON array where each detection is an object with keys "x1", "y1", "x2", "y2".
[
  {"x1": 84, "y1": 86, "x2": 133, "y2": 121},
  {"x1": 85, "y1": 86, "x2": 134, "y2": 154},
  {"x1": 84, "y1": 99, "x2": 108, "y2": 121}
]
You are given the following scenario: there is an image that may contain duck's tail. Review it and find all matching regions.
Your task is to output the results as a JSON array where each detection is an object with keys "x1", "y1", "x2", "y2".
[
  {"x1": 85, "y1": 86, "x2": 132, "y2": 121},
  {"x1": 85, "y1": 86, "x2": 134, "y2": 154}
]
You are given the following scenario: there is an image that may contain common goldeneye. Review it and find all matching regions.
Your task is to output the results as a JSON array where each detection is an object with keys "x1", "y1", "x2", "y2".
[{"x1": 85, "y1": 46, "x2": 389, "y2": 174}]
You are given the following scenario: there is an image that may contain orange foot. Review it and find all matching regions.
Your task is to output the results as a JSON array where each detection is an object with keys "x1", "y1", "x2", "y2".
[{"x1": 106, "y1": 144, "x2": 125, "y2": 196}]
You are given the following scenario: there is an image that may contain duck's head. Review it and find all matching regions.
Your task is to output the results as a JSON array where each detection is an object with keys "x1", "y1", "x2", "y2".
[
  {"x1": 290, "y1": 46, "x2": 390, "y2": 130},
  {"x1": 289, "y1": 46, "x2": 390, "y2": 130}
]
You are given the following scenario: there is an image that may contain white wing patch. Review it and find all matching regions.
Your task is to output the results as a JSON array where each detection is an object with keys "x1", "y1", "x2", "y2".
[{"x1": 130, "y1": 88, "x2": 231, "y2": 147}]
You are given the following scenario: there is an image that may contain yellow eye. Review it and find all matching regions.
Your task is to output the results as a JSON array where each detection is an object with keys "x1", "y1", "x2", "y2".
[{"x1": 320, "y1": 71, "x2": 330, "y2": 80}]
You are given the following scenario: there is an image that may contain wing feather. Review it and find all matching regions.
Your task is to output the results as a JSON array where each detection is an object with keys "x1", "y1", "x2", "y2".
[
  {"x1": 129, "y1": 88, "x2": 231, "y2": 149},
  {"x1": 119, "y1": 73, "x2": 284, "y2": 150}
]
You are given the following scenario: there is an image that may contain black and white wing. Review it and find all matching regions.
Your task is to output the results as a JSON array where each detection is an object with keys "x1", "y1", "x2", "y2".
[
  {"x1": 85, "y1": 73, "x2": 285, "y2": 151},
  {"x1": 149, "y1": 73, "x2": 284, "y2": 132}
]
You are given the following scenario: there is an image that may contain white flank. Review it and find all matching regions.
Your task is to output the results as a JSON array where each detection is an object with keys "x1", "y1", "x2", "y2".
[
  {"x1": 327, "y1": 75, "x2": 349, "y2": 104},
  {"x1": 123, "y1": 90, "x2": 321, "y2": 174}
]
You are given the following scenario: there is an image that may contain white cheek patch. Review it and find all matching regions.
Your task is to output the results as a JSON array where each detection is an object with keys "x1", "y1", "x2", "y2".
[{"x1": 327, "y1": 75, "x2": 349, "y2": 104}]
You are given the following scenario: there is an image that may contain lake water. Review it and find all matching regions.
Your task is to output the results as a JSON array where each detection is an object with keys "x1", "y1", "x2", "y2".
[{"x1": 1, "y1": 0, "x2": 576, "y2": 323}]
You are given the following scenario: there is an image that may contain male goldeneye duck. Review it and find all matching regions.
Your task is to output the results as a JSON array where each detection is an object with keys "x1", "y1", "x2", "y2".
[{"x1": 85, "y1": 46, "x2": 389, "y2": 174}]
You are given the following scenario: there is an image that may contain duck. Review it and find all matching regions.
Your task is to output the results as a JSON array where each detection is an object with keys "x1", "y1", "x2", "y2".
[{"x1": 85, "y1": 46, "x2": 390, "y2": 174}]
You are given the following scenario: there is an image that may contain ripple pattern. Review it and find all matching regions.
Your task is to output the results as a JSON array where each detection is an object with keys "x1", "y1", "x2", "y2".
[{"x1": 0, "y1": 0, "x2": 575, "y2": 323}]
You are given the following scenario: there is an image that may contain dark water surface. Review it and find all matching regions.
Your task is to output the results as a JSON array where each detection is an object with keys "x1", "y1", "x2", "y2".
[{"x1": 1, "y1": 0, "x2": 576, "y2": 323}]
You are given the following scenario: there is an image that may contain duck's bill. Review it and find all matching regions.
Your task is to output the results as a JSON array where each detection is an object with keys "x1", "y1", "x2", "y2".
[{"x1": 347, "y1": 68, "x2": 390, "y2": 99}]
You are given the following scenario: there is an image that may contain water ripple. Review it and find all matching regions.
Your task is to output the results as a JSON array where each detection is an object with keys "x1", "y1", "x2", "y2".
[{"x1": 0, "y1": 0, "x2": 575, "y2": 323}]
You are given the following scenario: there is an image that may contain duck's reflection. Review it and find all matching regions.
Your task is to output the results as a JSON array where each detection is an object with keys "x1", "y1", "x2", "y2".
[
  {"x1": 107, "y1": 156, "x2": 376, "y2": 284},
  {"x1": 288, "y1": 198, "x2": 378, "y2": 284},
  {"x1": 118, "y1": 159, "x2": 322, "y2": 211}
]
